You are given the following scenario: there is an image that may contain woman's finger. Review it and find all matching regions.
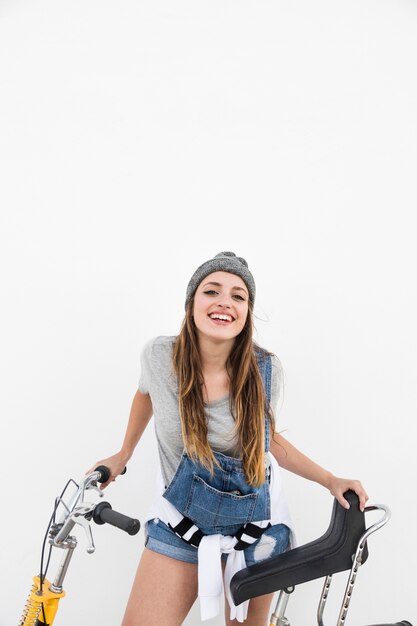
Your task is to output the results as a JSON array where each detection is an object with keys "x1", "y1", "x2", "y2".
[
  {"x1": 347, "y1": 481, "x2": 369, "y2": 512},
  {"x1": 336, "y1": 492, "x2": 351, "y2": 509}
]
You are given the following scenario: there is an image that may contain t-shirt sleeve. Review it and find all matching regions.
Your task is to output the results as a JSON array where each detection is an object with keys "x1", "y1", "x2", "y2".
[
  {"x1": 270, "y1": 354, "x2": 284, "y2": 417},
  {"x1": 137, "y1": 337, "x2": 155, "y2": 394}
]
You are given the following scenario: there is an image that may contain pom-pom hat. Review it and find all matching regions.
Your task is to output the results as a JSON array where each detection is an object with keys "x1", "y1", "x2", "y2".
[{"x1": 185, "y1": 251, "x2": 256, "y2": 307}]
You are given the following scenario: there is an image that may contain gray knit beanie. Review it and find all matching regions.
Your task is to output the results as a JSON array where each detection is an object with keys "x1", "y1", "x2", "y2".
[{"x1": 185, "y1": 251, "x2": 255, "y2": 307}]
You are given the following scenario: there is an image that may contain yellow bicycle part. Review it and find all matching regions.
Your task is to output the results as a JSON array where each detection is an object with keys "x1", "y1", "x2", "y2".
[{"x1": 19, "y1": 575, "x2": 65, "y2": 626}]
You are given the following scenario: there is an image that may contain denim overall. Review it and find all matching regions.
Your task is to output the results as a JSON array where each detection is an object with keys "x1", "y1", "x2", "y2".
[{"x1": 162, "y1": 352, "x2": 272, "y2": 538}]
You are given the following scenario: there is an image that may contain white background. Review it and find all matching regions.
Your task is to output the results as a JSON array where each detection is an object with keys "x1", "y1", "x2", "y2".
[{"x1": 1, "y1": 0, "x2": 416, "y2": 625}]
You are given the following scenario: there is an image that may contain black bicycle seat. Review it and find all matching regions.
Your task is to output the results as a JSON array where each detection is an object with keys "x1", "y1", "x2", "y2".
[{"x1": 231, "y1": 490, "x2": 368, "y2": 605}]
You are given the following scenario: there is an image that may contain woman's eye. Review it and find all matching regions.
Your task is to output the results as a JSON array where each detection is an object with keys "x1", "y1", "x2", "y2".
[{"x1": 202, "y1": 290, "x2": 246, "y2": 301}]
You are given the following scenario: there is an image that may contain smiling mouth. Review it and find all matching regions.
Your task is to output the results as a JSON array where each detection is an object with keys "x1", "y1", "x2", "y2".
[{"x1": 208, "y1": 313, "x2": 234, "y2": 323}]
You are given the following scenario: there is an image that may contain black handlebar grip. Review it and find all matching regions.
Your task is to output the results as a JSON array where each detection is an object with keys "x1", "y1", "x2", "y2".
[
  {"x1": 95, "y1": 465, "x2": 127, "y2": 484},
  {"x1": 93, "y1": 501, "x2": 140, "y2": 535}
]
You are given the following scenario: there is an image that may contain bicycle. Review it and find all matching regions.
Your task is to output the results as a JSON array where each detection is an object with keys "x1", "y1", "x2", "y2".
[
  {"x1": 18, "y1": 465, "x2": 139, "y2": 626},
  {"x1": 19, "y1": 473, "x2": 413, "y2": 626},
  {"x1": 230, "y1": 490, "x2": 413, "y2": 626}
]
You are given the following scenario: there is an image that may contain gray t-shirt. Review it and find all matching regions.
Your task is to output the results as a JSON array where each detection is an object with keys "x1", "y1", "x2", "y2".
[{"x1": 138, "y1": 335, "x2": 283, "y2": 486}]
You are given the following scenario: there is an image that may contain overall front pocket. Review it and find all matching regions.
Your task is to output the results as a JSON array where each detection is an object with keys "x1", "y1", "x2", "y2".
[{"x1": 184, "y1": 474, "x2": 258, "y2": 529}]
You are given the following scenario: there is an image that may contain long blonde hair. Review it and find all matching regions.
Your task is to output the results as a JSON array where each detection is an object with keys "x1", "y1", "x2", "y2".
[{"x1": 172, "y1": 298, "x2": 275, "y2": 487}]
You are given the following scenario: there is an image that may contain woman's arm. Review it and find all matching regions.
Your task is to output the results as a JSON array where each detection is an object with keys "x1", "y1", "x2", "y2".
[
  {"x1": 270, "y1": 432, "x2": 369, "y2": 511},
  {"x1": 87, "y1": 389, "x2": 153, "y2": 489}
]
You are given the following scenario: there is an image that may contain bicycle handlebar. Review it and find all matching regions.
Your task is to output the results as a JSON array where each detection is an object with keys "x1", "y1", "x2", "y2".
[
  {"x1": 93, "y1": 501, "x2": 140, "y2": 535},
  {"x1": 53, "y1": 464, "x2": 139, "y2": 550},
  {"x1": 94, "y1": 464, "x2": 127, "y2": 484}
]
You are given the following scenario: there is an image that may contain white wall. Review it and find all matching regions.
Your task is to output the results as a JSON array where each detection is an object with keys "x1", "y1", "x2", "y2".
[{"x1": 1, "y1": 1, "x2": 416, "y2": 625}]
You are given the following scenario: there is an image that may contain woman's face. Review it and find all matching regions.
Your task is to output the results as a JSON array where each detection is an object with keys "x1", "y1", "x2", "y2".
[{"x1": 192, "y1": 271, "x2": 250, "y2": 343}]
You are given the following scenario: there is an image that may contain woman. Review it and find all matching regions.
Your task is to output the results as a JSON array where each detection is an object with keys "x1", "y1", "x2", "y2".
[{"x1": 89, "y1": 251, "x2": 368, "y2": 626}]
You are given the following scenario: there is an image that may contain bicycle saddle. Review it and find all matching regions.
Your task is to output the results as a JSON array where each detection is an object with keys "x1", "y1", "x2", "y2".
[{"x1": 231, "y1": 490, "x2": 368, "y2": 605}]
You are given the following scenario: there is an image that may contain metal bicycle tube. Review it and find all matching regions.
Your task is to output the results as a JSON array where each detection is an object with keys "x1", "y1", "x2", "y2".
[
  {"x1": 335, "y1": 505, "x2": 391, "y2": 626},
  {"x1": 317, "y1": 575, "x2": 333, "y2": 626},
  {"x1": 50, "y1": 541, "x2": 77, "y2": 592},
  {"x1": 270, "y1": 588, "x2": 293, "y2": 626}
]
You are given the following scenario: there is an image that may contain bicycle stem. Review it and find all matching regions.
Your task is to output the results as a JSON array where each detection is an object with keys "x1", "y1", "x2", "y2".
[{"x1": 50, "y1": 538, "x2": 77, "y2": 592}]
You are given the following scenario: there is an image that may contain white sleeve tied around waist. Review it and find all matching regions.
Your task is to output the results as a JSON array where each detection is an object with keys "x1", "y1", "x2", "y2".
[{"x1": 198, "y1": 533, "x2": 249, "y2": 622}]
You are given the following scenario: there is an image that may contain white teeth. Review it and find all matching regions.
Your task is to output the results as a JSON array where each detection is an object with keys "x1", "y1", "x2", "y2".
[{"x1": 210, "y1": 313, "x2": 232, "y2": 321}]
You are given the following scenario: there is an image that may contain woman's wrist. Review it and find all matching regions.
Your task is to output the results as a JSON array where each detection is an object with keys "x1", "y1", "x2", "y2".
[
  {"x1": 320, "y1": 471, "x2": 336, "y2": 490},
  {"x1": 119, "y1": 447, "x2": 133, "y2": 464}
]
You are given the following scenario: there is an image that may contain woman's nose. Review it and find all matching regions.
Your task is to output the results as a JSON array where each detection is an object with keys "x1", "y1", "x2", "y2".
[{"x1": 217, "y1": 295, "x2": 232, "y2": 308}]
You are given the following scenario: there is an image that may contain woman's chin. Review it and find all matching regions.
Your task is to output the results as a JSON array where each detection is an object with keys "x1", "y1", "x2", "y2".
[{"x1": 197, "y1": 325, "x2": 241, "y2": 343}]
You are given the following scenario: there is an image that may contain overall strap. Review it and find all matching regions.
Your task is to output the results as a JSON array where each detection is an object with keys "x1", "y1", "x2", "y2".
[
  {"x1": 168, "y1": 516, "x2": 271, "y2": 550},
  {"x1": 255, "y1": 350, "x2": 272, "y2": 453}
]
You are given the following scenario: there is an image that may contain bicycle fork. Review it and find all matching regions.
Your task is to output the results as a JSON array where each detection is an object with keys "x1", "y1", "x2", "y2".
[
  {"x1": 19, "y1": 541, "x2": 76, "y2": 626},
  {"x1": 19, "y1": 576, "x2": 65, "y2": 626}
]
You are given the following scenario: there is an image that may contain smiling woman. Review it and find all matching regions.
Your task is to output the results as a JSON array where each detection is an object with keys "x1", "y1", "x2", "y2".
[{"x1": 88, "y1": 251, "x2": 368, "y2": 626}]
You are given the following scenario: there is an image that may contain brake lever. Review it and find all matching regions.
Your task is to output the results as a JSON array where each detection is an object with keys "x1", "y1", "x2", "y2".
[
  {"x1": 71, "y1": 505, "x2": 96, "y2": 553},
  {"x1": 87, "y1": 483, "x2": 105, "y2": 497}
]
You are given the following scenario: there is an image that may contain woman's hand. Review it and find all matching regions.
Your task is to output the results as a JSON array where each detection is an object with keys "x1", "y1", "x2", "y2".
[
  {"x1": 86, "y1": 451, "x2": 130, "y2": 490},
  {"x1": 326, "y1": 475, "x2": 369, "y2": 512}
]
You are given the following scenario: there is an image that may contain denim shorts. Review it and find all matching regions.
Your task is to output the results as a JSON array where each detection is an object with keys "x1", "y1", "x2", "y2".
[{"x1": 145, "y1": 517, "x2": 290, "y2": 566}]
